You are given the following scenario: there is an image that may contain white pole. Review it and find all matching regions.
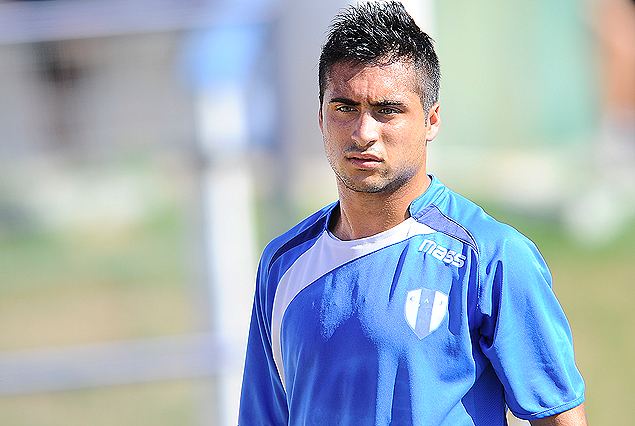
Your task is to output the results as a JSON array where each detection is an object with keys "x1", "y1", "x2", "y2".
[{"x1": 195, "y1": 84, "x2": 256, "y2": 426}]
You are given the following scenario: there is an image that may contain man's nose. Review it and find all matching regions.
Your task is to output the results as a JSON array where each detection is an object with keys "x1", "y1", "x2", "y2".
[{"x1": 352, "y1": 112, "x2": 379, "y2": 147}]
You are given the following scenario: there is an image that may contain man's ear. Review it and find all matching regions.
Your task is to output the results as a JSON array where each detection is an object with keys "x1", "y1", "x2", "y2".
[{"x1": 426, "y1": 103, "x2": 440, "y2": 142}]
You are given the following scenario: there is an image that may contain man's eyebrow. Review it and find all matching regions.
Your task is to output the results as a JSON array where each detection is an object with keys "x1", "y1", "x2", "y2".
[
  {"x1": 328, "y1": 98, "x2": 406, "y2": 107},
  {"x1": 328, "y1": 97, "x2": 359, "y2": 106},
  {"x1": 372, "y1": 100, "x2": 406, "y2": 107}
]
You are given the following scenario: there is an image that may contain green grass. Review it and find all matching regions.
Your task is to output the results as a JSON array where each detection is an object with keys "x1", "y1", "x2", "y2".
[
  {"x1": 0, "y1": 207, "x2": 185, "y2": 293},
  {"x1": 0, "y1": 205, "x2": 195, "y2": 352},
  {"x1": 0, "y1": 154, "x2": 218, "y2": 424},
  {"x1": 0, "y1": 381, "x2": 201, "y2": 426},
  {"x1": 0, "y1": 203, "x2": 204, "y2": 425}
]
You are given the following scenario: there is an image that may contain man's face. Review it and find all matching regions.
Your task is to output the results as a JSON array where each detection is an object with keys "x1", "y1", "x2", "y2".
[{"x1": 319, "y1": 60, "x2": 438, "y2": 196}]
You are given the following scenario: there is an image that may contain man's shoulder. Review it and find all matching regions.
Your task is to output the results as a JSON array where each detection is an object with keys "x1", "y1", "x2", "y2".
[
  {"x1": 260, "y1": 201, "x2": 336, "y2": 267},
  {"x1": 424, "y1": 186, "x2": 538, "y2": 257}
]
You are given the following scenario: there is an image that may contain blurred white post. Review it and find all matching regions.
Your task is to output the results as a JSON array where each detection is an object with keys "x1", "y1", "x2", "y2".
[
  {"x1": 401, "y1": 0, "x2": 436, "y2": 35},
  {"x1": 183, "y1": 19, "x2": 266, "y2": 425},
  {"x1": 195, "y1": 83, "x2": 256, "y2": 425}
]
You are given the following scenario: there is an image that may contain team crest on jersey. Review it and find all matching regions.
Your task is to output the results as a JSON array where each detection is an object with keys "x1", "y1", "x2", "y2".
[{"x1": 404, "y1": 288, "x2": 448, "y2": 339}]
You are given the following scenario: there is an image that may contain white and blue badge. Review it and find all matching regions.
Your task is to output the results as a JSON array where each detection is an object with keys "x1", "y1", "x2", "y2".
[{"x1": 404, "y1": 288, "x2": 448, "y2": 339}]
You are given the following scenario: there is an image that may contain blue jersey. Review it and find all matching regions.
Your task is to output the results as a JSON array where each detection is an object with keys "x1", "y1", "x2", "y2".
[{"x1": 239, "y1": 175, "x2": 584, "y2": 425}]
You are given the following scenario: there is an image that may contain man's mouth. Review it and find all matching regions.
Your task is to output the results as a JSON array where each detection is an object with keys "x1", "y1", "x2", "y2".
[{"x1": 346, "y1": 152, "x2": 382, "y2": 168}]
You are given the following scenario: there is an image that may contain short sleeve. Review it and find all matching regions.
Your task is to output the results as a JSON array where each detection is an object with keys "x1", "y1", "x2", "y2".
[{"x1": 477, "y1": 234, "x2": 585, "y2": 420}]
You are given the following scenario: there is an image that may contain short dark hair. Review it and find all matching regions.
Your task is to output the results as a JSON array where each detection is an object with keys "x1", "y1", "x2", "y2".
[{"x1": 318, "y1": 1, "x2": 440, "y2": 112}]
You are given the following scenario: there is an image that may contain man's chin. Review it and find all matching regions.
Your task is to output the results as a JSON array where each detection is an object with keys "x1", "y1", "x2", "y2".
[{"x1": 338, "y1": 176, "x2": 407, "y2": 195}]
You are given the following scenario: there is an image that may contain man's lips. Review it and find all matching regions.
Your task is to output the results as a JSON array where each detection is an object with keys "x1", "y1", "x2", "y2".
[{"x1": 346, "y1": 152, "x2": 382, "y2": 168}]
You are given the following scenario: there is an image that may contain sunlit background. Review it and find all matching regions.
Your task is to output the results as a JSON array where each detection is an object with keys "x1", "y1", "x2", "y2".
[{"x1": 0, "y1": 0, "x2": 633, "y2": 425}]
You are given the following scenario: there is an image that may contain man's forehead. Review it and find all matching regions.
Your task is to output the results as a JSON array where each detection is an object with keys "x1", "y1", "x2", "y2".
[
  {"x1": 324, "y1": 59, "x2": 420, "y2": 99},
  {"x1": 327, "y1": 58, "x2": 415, "y2": 78}
]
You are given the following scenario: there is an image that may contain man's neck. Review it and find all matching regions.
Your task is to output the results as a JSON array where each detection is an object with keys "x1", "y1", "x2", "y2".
[{"x1": 330, "y1": 175, "x2": 431, "y2": 241}]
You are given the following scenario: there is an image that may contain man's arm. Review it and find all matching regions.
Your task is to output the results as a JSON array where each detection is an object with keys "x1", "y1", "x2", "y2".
[{"x1": 529, "y1": 404, "x2": 587, "y2": 426}]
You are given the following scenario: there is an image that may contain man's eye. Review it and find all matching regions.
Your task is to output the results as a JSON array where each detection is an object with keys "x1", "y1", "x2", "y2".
[
  {"x1": 379, "y1": 107, "x2": 400, "y2": 115},
  {"x1": 336, "y1": 105, "x2": 356, "y2": 113}
]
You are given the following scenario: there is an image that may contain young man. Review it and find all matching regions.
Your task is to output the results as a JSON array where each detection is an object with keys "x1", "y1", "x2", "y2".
[{"x1": 239, "y1": 2, "x2": 587, "y2": 425}]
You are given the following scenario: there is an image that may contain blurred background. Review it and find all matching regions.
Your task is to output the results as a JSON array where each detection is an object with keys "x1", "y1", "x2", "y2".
[{"x1": 0, "y1": 0, "x2": 633, "y2": 425}]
